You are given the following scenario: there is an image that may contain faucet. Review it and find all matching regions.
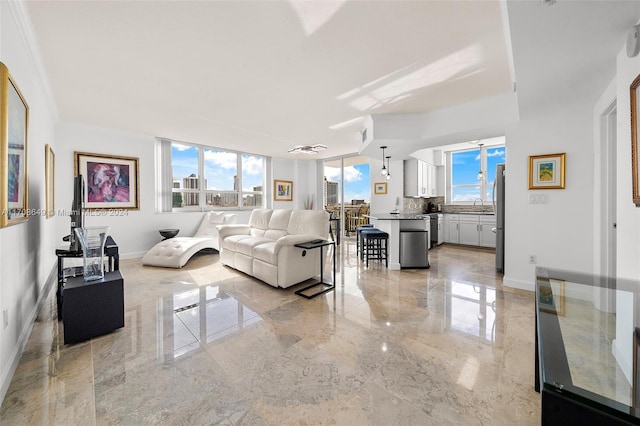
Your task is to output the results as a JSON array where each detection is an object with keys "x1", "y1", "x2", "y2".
[{"x1": 473, "y1": 198, "x2": 485, "y2": 212}]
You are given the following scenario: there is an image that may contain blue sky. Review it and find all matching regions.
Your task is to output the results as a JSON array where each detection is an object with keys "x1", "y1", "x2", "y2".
[
  {"x1": 451, "y1": 146, "x2": 506, "y2": 201},
  {"x1": 172, "y1": 144, "x2": 263, "y2": 191},
  {"x1": 324, "y1": 163, "x2": 371, "y2": 204}
]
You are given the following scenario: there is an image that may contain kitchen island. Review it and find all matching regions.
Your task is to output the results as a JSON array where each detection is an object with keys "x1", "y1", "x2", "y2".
[{"x1": 367, "y1": 213, "x2": 430, "y2": 270}]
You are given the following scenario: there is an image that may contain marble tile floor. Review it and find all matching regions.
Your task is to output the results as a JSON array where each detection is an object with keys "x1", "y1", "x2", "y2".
[{"x1": 0, "y1": 242, "x2": 540, "y2": 425}]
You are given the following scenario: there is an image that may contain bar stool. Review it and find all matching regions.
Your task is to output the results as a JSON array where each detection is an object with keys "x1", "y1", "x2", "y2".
[
  {"x1": 360, "y1": 228, "x2": 388, "y2": 267},
  {"x1": 356, "y1": 224, "x2": 374, "y2": 259}
]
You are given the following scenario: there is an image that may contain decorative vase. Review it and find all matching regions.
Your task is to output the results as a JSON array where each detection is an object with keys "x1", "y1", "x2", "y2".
[{"x1": 74, "y1": 226, "x2": 110, "y2": 281}]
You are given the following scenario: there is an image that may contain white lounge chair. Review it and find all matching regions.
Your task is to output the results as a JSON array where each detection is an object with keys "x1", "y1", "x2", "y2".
[{"x1": 141, "y1": 211, "x2": 236, "y2": 268}]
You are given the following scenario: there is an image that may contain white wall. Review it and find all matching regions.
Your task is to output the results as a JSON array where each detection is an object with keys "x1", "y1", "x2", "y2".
[
  {"x1": 611, "y1": 36, "x2": 640, "y2": 383},
  {"x1": 502, "y1": 101, "x2": 595, "y2": 290},
  {"x1": 272, "y1": 157, "x2": 318, "y2": 211},
  {"x1": 369, "y1": 158, "x2": 403, "y2": 214},
  {"x1": 614, "y1": 43, "x2": 640, "y2": 280},
  {"x1": 0, "y1": 1, "x2": 58, "y2": 402},
  {"x1": 57, "y1": 123, "x2": 319, "y2": 259},
  {"x1": 55, "y1": 122, "x2": 257, "y2": 259}
]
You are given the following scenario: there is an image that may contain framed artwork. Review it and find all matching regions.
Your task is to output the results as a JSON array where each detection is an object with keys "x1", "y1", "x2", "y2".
[
  {"x1": 0, "y1": 62, "x2": 29, "y2": 228},
  {"x1": 538, "y1": 279, "x2": 565, "y2": 316},
  {"x1": 374, "y1": 182, "x2": 387, "y2": 194},
  {"x1": 74, "y1": 151, "x2": 139, "y2": 210},
  {"x1": 45, "y1": 144, "x2": 55, "y2": 219},
  {"x1": 274, "y1": 179, "x2": 293, "y2": 201},
  {"x1": 529, "y1": 153, "x2": 565, "y2": 189},
  {"x1": 631, "y1": 73, "x2": 640, "y2": 206}
]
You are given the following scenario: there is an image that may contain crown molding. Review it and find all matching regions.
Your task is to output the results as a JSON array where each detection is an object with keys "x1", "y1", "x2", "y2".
[{"x1": 5, "y1": 0, "x2": 59, "y2": 121}]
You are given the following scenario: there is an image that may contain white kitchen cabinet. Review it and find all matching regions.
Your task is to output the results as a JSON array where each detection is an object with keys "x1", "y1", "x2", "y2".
[
  {"x1": 479, "y1": 216, "x2": 497, "y2": 248},
  {"x1": 404, "y1": 159, "x2": 436, "y2": 197},
  {"x1": 444, "y1": 214, "x2": 459, "y2": 243},
  {"x1": 443, "y1": 214, "x2": 496, "y2": 248},
  {"x1": 459, "y1": 217, "x2": 480, "y2": 245},
  {"x1": 425, "y1": 162, "x2": 437, "y2": 197}
]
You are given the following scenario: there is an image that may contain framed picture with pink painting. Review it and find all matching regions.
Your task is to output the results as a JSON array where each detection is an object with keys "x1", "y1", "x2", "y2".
[{"x1": 74, "y1": 151, "x2": 139, "y2": 210}]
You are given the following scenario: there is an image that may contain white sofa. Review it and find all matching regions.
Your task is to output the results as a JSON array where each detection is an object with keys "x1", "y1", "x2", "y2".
[
  {"x1": 217, "y1": 209, "x2": 330, "y2": 288},
  {"x1": 142, "y1": 211, "x2": 236, "y2": 268}
]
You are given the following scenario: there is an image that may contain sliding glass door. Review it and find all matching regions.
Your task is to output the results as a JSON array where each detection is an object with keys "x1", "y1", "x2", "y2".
[{"x1": 323, "y1": 155, "x2": 371, "y2": 239}]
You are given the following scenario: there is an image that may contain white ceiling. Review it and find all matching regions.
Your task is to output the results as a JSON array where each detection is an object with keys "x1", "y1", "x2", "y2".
[
  {"x1": 25, "y1": 1, "x2": 640, "y2": 162},
  {"x1": 26, "y1": 0, "x2": 514, "y2": 160}
]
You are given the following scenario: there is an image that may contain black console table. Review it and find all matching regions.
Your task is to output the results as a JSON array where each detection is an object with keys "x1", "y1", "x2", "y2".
[
  {"x1": 62, "y1": 270, "x2": 124, "y2": 344},
  {"x1": 55, "y1": 235, "x2": 119, "y2": 315},
  {"x1": 294, "y1": 239, "x2": 336, "y2": 299}
]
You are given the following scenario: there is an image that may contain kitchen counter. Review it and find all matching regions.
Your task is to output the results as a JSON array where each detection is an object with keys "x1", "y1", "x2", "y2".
[
  {"x1": 368, "y1": 213, "x2": 429, "y2": 270},
  {"x1": 449, "y1": 212, "x2": 495, "y2": 216},
  {"x1": 367, "y1": 213, "x2": 429, "y2": 220}
]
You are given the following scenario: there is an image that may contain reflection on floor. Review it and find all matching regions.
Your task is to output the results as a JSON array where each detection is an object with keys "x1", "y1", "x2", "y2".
[{"x1": 0, "y1": 242, "x2": 540, "y2": 425}]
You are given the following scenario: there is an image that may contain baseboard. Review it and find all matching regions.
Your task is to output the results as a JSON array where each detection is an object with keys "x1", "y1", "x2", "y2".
[
  {"x1": 0, "y1": 263, "x2": 57, "y2": 405},
  {"x1": 612, "y1": 338, "x2": 633, "y2": 386},
  {"x1": 503, "y1": 274, "x2": 534, "y2": 292},
  {"x1": 121, "y1": 251, "x2": 146, "y2": 260}
]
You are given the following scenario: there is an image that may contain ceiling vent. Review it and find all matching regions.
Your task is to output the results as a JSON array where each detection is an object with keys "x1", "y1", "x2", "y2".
[{"x1": 287, "y1": 144, "x2": 327, "y2": 154}]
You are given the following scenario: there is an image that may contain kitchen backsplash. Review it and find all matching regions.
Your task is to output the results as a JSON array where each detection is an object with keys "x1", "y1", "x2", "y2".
[
  {"x1": 402, "y1": 196, "x2": 445, "y2": 213},
  {"x1": 402, "y1": 196, "x2": 494, "y2": 214}
]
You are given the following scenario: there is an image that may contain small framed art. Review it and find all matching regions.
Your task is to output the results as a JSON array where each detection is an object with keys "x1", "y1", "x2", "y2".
[
  {"x1": 274, "y1": 179, "x2": 293, "y2": 201},
  {"x1": 529, "y1": 153, "x2": 565, "y2": 189},
  {"x1": 374, "y1": 182, "x2": 387, "y2": 195}
]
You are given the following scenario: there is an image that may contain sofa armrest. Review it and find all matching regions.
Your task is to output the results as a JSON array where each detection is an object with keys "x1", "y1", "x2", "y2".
[
  {"x1": 274, "y1": 234, "x2": 326, "y2": 252},
  {"x1": 217, "y1": 224, "x2": 250, "y2": 240}
]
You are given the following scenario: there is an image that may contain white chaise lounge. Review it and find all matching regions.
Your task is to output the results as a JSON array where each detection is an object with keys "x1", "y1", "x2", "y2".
[{"x1": 141, "y1": 211, "x2": 235, "y2": 268}]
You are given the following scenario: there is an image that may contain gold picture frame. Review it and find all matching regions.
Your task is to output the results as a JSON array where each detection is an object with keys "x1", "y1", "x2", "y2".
[
  {"x1": 45, "y1": 144, "x2": 55, "y2": 218},
  {"x1": 74, "y1": 151, "x2": 140, "y2": 210},
  {"x1": 528, "y1": 153, "x2": 565, "y2": 189},
  {"x1": 273, "y1": 179, "x2": 293, "y2": 201},
  {"x1": 374, "y1": 182, "x2": 387, "y2": 194},
  {"x1": 631, "y1": 73, "x2": 640, "y2": 206},
  {"x1": 0, "y1": 62, "x2": 29, "y2": 228}
]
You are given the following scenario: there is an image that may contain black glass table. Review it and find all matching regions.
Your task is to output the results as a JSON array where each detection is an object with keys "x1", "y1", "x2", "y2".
[{"x1": 535, "y1": 267, "x2": 640, "y2": 425}]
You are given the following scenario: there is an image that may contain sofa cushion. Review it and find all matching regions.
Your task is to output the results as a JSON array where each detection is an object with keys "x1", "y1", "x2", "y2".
[
  {"x1": 253, "y1": 241, "x2": 278, "y2": 264},
  {"x1": 288, "y1": 210, "x2": 329, "y2": 237},
  {"x1": 249, "y1": 209, "x2": 273, "y2": 230},
  {"x1": 264, "y1": 209, "x2": 292, "y2": 240},
  {"x1": 222, "y1": 234, "x2": 252, "y2": 251},
  {"x1": 235, "y1": 237, "x2": 274, "y2": 256},
  {"x1": 268, "y1": 209, "x2": 292, "y2": 230}
]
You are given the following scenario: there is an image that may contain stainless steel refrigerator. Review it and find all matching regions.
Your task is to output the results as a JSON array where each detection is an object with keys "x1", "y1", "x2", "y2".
[{"x1": 493, "y1": 164, "x2": 505, "y2": 273}]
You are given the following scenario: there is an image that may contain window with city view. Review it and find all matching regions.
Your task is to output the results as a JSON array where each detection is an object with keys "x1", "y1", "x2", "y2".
[
  {"x1": 171, "y1": 142, "x2": 264, "y2": 210},
  {"x1": 450, "y1": 144, "x2": 505, "y2": 203}
]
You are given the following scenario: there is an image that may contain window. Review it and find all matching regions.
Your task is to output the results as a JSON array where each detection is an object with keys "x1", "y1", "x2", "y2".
[
  {"x1": 159, "y1": 139, "x2": 265, "y2": 211},
  {"x1": 449, "y1": 144, "x2": 505, "y2": 204}
]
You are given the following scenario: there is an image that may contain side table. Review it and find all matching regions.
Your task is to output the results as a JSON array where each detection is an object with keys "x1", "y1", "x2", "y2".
[
  {"x1": 62, "y1": 270, "x2": 125, "y2": 344},
  {"x1": 56, "y1": 236, "x2": 119, "y2": 315},
  {"x1": 294, "y1": 239, "x2": 336, "y2": 299}
]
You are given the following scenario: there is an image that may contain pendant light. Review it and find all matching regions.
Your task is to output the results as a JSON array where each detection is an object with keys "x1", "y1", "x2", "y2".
[
  {"x1": 477, "y1": 144, "x2": 484, "y2": 180},
  {"x1": 385, "y1": 156, "x2": 392, "y2": 181},
  {"x1": 380, "y1": 146, "x2": 388, "y2": 176}
]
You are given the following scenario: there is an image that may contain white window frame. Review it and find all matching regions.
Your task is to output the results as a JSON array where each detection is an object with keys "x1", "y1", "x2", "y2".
[
  {"x1": 447, "y1": 144, "x2": 505, "y2": 205},
  {"x1": 156, "y1": 138, "x2": 266, "y2": 212}
]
